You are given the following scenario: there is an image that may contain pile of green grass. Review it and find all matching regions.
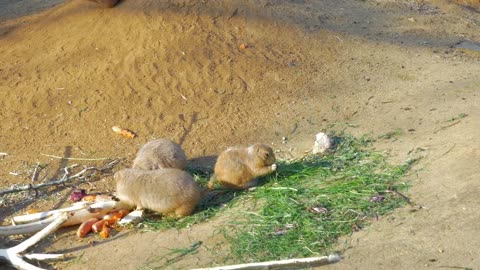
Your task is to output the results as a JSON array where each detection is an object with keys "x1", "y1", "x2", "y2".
[{"x1": 142, "y1": 134, "x2": 416, "y2": 263}]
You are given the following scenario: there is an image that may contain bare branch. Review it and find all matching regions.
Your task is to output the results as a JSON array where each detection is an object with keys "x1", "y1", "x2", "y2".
[
  {"x1": 190, "y1": 254, "x2": 341, "y2": 270},
  {"x1": 0, "y1": 214, "x2": 61, "y2": 236},
  {"x1": 10, "y1": 213, "x2": 68, "y2": 254},
  {"x1": 0, "y1": 213, "x2": 69, "y2": 270},
  {"x1": 23, "y1": 253, "x2": 67, "y2": 261},
  {"x1": 0, "y1": 159, "x2": 120, "y2": 196}
]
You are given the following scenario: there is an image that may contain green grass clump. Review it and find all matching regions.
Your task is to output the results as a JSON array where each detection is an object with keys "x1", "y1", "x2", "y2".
[
  {"x1": 141, "y1": 134, "x2": 415, "y2": 263},
  {"x1": 224, "y1": 134, "x2": 414, "y2": 262}
]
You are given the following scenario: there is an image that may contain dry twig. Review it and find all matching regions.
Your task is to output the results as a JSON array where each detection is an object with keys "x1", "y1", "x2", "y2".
[
  {"x1": 191, "y1": 254, "x2": 341, "y2": 270},
  {"x1": 31, "y1": 162, "x2": 41, "y2": 182},
  {"x1": 40, "y1": 153, "x2": 113, "y2": 161},
  {"x1": 0, "y1": 159, "x2": 120, "y2": 196},
  {"x1": 433, "y1": 120, "x2": 461, "y2": 134}
]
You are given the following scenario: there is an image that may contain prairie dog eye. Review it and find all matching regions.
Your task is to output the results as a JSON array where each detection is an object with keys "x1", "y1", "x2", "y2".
[{"x1": 265, "y1": 152, "x2": 269, "y2": 157}]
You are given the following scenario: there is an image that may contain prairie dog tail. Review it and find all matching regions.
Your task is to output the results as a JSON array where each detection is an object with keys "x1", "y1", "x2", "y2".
[{"x1": 207, "y1": 174, "x2": 217, "y2": 191}]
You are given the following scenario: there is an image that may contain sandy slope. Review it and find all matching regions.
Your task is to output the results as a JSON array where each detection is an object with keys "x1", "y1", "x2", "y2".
[{"x1": 0, "y1": 0, "x2": 479, "y2": 269}]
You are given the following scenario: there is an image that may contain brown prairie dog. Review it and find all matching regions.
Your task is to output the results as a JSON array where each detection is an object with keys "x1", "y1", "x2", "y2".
[
  {"x1": 114, "y1": 168, "x2": 202, "y2": 218},
  {"x1": 85, "y1": 0, "x2": 119, "y2": 8},
  {"x1": 132, "y1": 138, "x2": 187, "y2": 170},
  {"x1": 208, "y1": 144, "x2": 277, "y2": 190}
]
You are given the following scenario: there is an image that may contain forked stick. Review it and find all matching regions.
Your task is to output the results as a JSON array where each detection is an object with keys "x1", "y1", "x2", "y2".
[
  {"x1": 0, "y1": 159, "x2": 120, "y2": 196},
  {"x1": 0, "y1": 213, "x2": 68, "y2": 270}
]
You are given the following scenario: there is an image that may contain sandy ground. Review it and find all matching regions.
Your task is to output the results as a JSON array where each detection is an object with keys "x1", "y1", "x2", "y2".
[{"x1": 0, "y1": 0, "x2": 480, "y2": 269}]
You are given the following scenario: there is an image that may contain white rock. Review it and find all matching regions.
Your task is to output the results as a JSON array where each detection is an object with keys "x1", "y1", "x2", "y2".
[{"x1": 312, "y1": 132, "x2": 333, "y2": 154}]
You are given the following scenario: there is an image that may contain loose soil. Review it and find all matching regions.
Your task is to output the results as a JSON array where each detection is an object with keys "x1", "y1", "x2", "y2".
[{"x1": 1, "y1": 0, "x2": 479, "y2": 269}]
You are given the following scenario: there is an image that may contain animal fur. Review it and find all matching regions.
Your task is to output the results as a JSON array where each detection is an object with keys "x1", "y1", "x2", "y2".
[
  {"x1": 132, "y1": 138, "x2": 187, "y2": 170},
  {"x1": 114, "y1": 168, "x2": 202, "y2": 218},
  {"x1": 208, "y1": 143, "x2": 277, "y2": 190}
]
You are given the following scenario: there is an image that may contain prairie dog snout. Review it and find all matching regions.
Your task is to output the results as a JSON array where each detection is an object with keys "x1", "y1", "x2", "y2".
[{"x1": 114, "y1": 168, "x2": 202, "y2": 218}]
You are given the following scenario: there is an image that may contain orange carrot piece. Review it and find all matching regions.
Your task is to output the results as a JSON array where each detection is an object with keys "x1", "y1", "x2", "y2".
[{"x1": 77, "y1": 218, "x2": 99, "y2": 238}]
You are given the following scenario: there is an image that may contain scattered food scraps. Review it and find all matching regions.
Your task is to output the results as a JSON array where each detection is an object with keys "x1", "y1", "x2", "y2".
[
  {"x1": 82, "y1": 195, "x2": 97, "y2": 203},
  {"x1": 99, "y1": 225, "x2": 111, "y2": 239},
  {"x1": 77, "y1": 218, "x2": 99, "y2": 238},
  {"x1": 74, "y1": 208, "x2": 131, "y2": 239},
  {"x1": 70, "y1": 189, "x2": 87, "y2": 202},
  {"x1": 26, "y1": 209, "x2": 39, "y2": 214},
  {"x1": 112, "y1": 126, "x2": 137, "y2": 139},
  {"x1": 92, "y1": 219, "x2": 107, "y2": 233}
]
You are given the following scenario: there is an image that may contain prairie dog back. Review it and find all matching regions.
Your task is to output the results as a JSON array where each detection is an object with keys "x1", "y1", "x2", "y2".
[
  {"x1": 208, "y1": 143, "x2": 277, "y2": 190},
  {"x1": 132, "y1": 138, "x2": 187, "y2": 170},
  {"x1": 114, "y1": 168, "x2": 202, "y2": 217}
]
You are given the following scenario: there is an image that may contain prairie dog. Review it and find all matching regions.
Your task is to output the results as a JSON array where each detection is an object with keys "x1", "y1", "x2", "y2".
[
  {"x1": 208, "y1": 144, "x2": 277, "y2": 190},
  {"x1": 132, "y1": 138, "x2": 187, "y2": 170},
  {"x1": 114, "y1": 168, "x2": 202, "y2": 218},
  {"x1": 86, "y1": 0, "x2": 119, "y2": 8}
]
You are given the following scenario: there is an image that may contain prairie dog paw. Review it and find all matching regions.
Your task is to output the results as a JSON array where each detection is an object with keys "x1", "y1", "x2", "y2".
[{"x1": 271, "y1": 164, "x2": 277, "y2": 171}]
